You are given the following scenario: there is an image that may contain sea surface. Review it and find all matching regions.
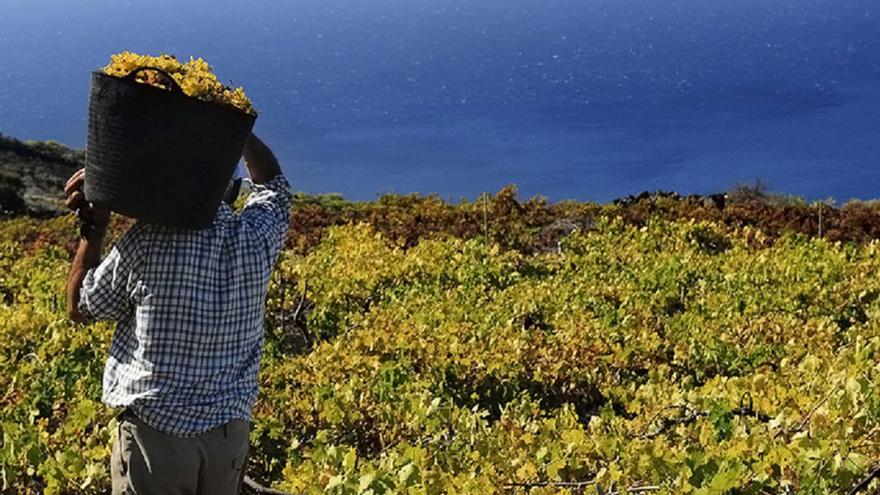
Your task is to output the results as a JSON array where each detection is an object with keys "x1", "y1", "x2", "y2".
[{"x1": 1, "y1": 0, "x2": 878, "y2": 202}]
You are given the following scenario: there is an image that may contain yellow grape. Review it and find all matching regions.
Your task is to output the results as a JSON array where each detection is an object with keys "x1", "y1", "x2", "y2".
[{"x1": 102, "y1": 51, "x2": 255, "y2": 115}]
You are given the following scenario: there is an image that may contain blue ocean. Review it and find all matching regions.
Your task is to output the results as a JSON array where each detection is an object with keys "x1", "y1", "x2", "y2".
[{"x1": 1, "y1": 0, "x2": 878, "y2": 202}]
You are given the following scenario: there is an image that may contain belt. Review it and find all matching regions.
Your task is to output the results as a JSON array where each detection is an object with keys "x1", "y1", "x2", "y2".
[
  {"x1": 117, "y1": 407, "x2": 246, "y2": 438},
  {"x1": 117, "y1": 407, "x2": 138, "y2": 423}
]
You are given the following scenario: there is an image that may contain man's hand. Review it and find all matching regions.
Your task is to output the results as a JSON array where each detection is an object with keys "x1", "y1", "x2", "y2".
[
  {"x1": 65, "y1": 168, "x2": 110, "y2": 235},
  {"x1": 242, "y1": 133, "x2": 282, "y2": 184}
]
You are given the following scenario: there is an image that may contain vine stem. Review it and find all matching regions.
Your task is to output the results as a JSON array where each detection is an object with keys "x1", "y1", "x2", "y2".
[
  {"x1": 775, "y1": 392, "x2": 831, "y2": 440},
  {"x1": 504, "y1": 480, "x2": 659, "y2": 494},
  {"x1": 483, "y1": 193, "x2": 489, "y2": 239},
  {"x1": 505, "y1": 480, "x2": 596, "y2": 489},
  {"x1": 846, "y1": 464, "x2": 880, "y2": 495},
  {"x1": 292, "y1": 286, "x2": 307, "y2": 322},
  {"x1": 243, "y1": 476, "x2": 298, "y2": 495}
]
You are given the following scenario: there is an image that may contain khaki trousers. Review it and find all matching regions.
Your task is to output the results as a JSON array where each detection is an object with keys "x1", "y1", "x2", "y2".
[{"x1": 111, "y1": 409, "x2": 250, "y2": 495}]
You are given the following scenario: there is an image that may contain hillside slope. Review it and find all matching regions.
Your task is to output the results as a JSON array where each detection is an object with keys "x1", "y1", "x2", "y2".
[
  {"x1": 2, "y1": 217, "x2": 879, "y2": 494},
  {"x1": 1, "y1": 133, "x2": 880, "y2": 494},
  {"x1": 0, "y1": 134, "x2": 83, "y2": 216}
]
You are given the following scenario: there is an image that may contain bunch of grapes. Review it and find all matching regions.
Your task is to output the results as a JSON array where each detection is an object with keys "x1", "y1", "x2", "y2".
[{"x1": 103, "y1": 51, "x2": 255, "y2": 115}]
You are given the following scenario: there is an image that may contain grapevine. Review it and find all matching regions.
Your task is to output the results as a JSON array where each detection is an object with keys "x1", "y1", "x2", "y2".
[{"x1": 1, "y1": 202, "x2": 879, "y2": 494}]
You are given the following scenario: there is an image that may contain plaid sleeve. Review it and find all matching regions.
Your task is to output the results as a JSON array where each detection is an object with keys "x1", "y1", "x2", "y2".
[
  {"x1": 77, "y1": 224, "x2": 143, "y2": 322},
  {"x1": 240, "y1": 174, "x2": 294, "y2": 259}
]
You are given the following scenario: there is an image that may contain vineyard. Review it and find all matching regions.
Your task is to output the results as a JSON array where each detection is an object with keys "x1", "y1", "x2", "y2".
[{"x1": 1, "y1": 189, "x2": 880, "y2": 494}]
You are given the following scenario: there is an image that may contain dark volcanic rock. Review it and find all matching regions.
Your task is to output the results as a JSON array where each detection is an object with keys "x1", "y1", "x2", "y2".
[{"x1": 0, "y1": 134, "x2": 83, "y2": 217}]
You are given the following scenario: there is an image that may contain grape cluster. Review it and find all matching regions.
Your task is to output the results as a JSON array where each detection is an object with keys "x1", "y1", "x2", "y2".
[{"x1": 102, "y1": 51, "x2": 255, "y2": 115}]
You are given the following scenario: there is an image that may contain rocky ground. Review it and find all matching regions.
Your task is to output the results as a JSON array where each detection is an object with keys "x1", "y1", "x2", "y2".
[{"x1": 0, "y1": 134, "x2": 83, "y2": 217}]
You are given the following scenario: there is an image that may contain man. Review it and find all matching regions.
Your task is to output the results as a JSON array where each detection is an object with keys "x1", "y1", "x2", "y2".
[{"x1": 64, "y1": 133, "x2": 293, "y2": 495}]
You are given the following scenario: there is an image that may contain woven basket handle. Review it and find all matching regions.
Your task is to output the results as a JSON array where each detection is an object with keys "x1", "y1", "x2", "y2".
[{"x1": 125, "y1": 67, "x2": 183, "y2": 94}]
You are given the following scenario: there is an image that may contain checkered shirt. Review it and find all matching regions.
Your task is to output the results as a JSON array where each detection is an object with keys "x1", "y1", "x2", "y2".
[{"x1": 78, "y1": 175, "x2": 293, "y2": 437}]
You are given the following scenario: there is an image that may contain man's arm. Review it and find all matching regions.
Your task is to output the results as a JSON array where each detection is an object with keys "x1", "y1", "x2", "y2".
[
  {"x1": 64, "y1": 168, "x2": 110, "y2": 323},
  {"x1": 242, "y1": 133, "x2": 283, "y2": 184},
  {"x1": 66, "y1": 228, "x2": 108, "y2": 322},
  {"x1": 239, "y1": 133, "x2": 293, "y2": 259}
]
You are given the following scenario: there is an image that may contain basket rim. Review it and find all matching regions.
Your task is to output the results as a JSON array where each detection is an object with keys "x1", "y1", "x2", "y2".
[{"x1": 91, "y1": 69, "x2": 259, "y2": 119}]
